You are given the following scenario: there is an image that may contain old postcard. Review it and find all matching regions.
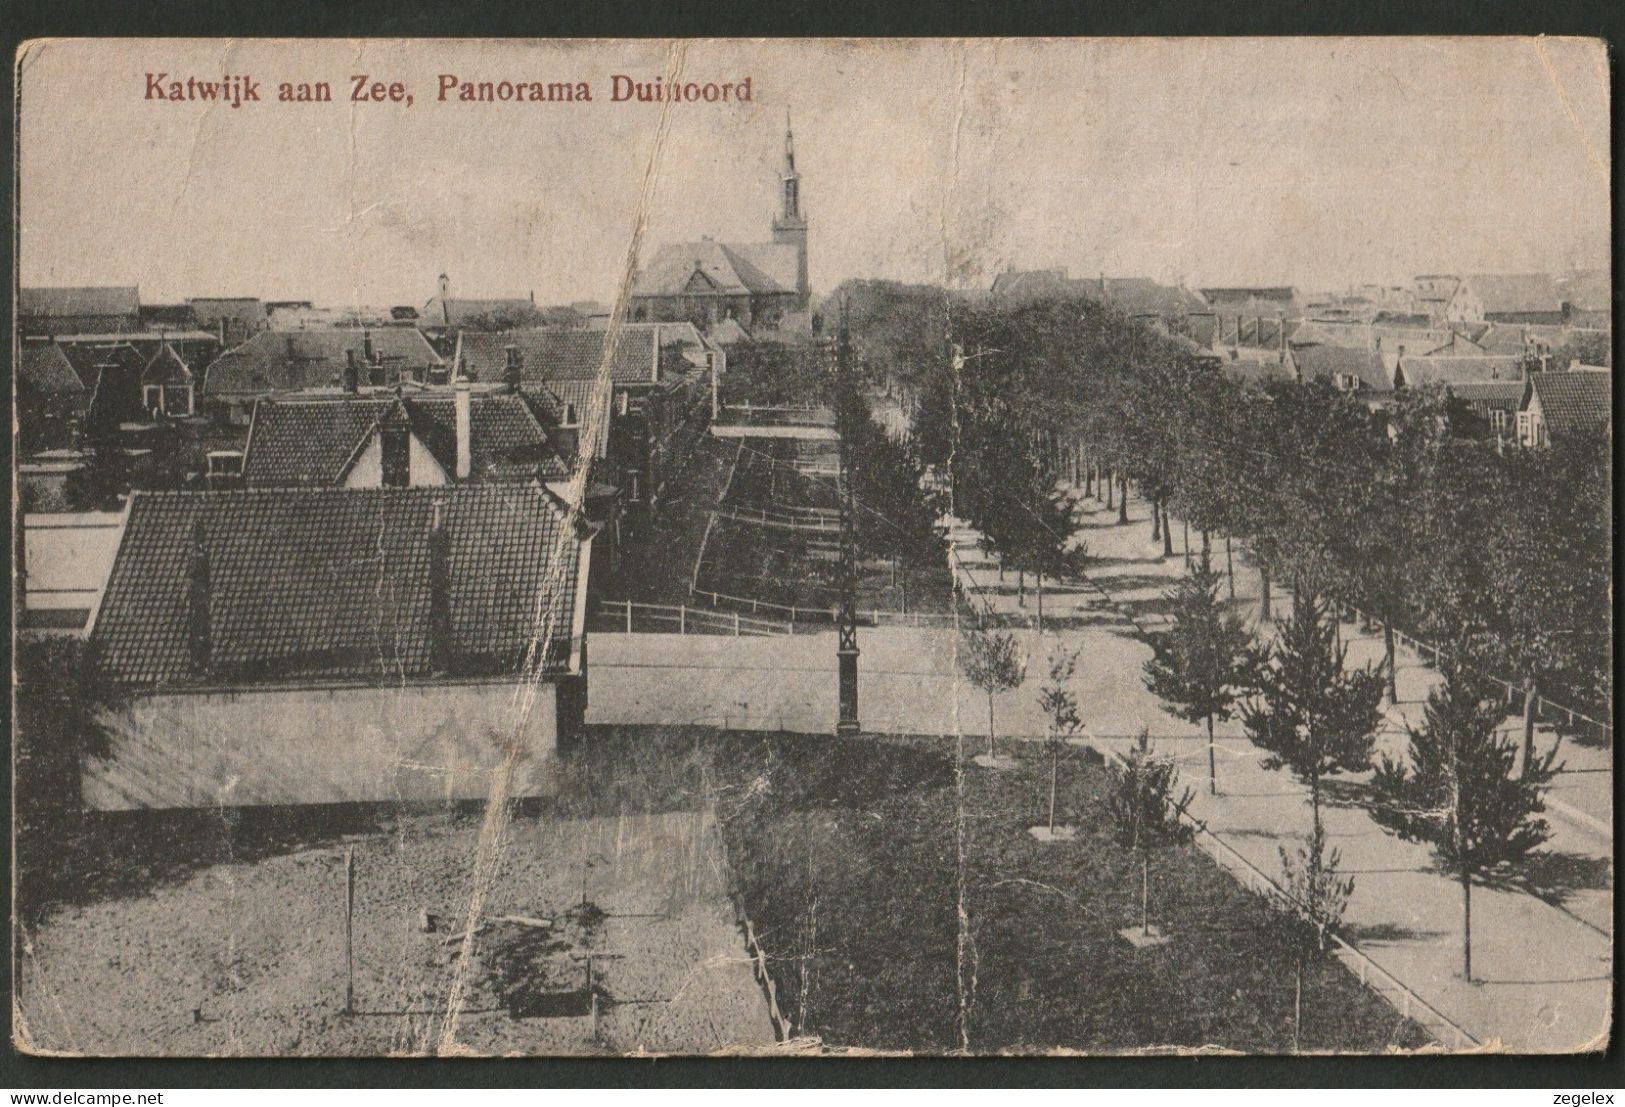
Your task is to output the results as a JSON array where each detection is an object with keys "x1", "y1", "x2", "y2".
[{"x1": 11, "y1": 37, "x2": 1611, "y2": 1058}]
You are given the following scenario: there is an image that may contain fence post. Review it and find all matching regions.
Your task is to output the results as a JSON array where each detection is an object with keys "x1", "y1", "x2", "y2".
[
  {"x1": 626, "y1": 603, "x2": 632, "y2": 634},
  {"x1": 733, "y1": 612, "x2": 740, "y2": 636},
  {"x1": 680, "y1": 606, "x2": 686, "y2": 635}
]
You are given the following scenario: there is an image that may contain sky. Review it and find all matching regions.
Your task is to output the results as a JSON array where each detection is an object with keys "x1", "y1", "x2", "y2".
[{"x1": 17, "y1": 37, "x2": 1611, "y2": 308}]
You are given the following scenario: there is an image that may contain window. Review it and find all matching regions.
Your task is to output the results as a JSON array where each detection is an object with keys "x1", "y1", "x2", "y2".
[
  {"x1": 207, "y1": 451, "x2": 243, "y2": 477},
  {"x1": 143, "y1": 385, "x2": 163, "y2": 413},
  {"x1": 617, "y1": 391, "x2": 629, "y2": 417},
  {"x1": 1489, "y1": 409, "x2": 1509, "y2": 433},
  {"x1": 562, "y1": 403, "x2": 578, "y2": 427}
]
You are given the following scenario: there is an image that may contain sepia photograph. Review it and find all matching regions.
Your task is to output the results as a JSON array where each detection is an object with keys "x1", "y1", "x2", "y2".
[{"x1": 9, "y1": 36, "x2": 1613, "y2": 1059}]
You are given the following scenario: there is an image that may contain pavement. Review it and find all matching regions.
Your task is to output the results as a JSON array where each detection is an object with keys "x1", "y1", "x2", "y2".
[{"x1": 585, "y1": 484, "x2": 1612, "y2": 1053}]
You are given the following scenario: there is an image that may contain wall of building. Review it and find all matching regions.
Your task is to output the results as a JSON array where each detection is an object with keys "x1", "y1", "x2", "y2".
[{"x1": 84, "y1": 679, "x2": 559, "y2": 810}]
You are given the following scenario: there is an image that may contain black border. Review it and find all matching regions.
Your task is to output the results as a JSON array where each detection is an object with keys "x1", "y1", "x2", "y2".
[{"x1": 3, "y1": 0, "x2": 1622, "y2": 1089}]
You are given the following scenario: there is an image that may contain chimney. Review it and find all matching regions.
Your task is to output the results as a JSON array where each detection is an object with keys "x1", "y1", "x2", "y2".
[
  {"x1": 529, "y1": 289, "x2": 535, "y2": 305},
  {"x1": 428, "y1": 499, "x2": 453, "y2": 673},
  {"x1": 187, "y1": 518, "x2": 211, "y2": 677},
  {"x1": 343, "y1": 349, "x2": 360, "y2": 393},
  {"x1": 363, "y1": 329, "x2": 376, "y2": 364},
  {"x1": 503, "y1": 344, "x2": 522, "y2": 394},
  {"x1": 454, "y1": 382, "x2": 472, "y2": 480}
]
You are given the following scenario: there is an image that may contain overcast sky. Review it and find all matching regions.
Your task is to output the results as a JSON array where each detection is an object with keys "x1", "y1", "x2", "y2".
[{"x1": 17, "y1": 37, "x2": 1611, "y2": 308}]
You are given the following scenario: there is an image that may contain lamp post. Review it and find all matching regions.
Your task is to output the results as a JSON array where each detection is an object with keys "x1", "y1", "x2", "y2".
[{"x1": 835, "y1": 300, "x2": 861, "y2": 737}]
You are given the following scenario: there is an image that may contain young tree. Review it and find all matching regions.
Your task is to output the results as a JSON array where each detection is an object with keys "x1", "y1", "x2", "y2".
[
  {"x1": 1143, "y1": 552, "x2": 1259, "y2": 796},
  {"x1": 1105, "y1": 729, "x2": 1195, "y2": 937},
  {"x1": 958, "y1": 626, "x2": 1026, "y2": 766},
  {"x1": 1270, "y1": 823, "x2": 1356, "y2": 1050},
  {"x1": 1034, "y1": 644, "x2": 1083, "y2": 838},
  {"x1": 1367, "y1": 660, "x2": 1560, "y2": 981},
  {"x1": 1242, "y1": 589, "x2": 1384, "y2": 836}
]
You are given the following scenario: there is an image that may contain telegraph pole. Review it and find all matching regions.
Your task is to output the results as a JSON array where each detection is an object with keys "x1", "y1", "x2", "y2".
[{"x1": 835, "y1": 299, "x2": 861, "y2": 737}]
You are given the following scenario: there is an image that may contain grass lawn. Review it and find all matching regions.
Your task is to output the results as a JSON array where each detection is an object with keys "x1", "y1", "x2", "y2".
[{"x1": 570, "y1": 726, "x2": 1429, "y2": 1054}]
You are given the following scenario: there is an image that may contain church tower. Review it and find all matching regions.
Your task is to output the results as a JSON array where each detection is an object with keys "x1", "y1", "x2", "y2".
[{"x1": 771, "y1": 111, "x2": 810, "y2": 308}]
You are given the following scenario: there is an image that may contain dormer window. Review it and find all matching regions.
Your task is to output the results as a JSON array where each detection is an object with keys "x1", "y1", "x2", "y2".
[{"x1": 562, "y1": 403, "x2": 578, "y2": 427}]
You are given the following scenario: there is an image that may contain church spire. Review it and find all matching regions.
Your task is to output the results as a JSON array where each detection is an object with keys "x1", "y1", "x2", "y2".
[{"x1": 780, "y1": 108, "x2": 801, "y2": 221}]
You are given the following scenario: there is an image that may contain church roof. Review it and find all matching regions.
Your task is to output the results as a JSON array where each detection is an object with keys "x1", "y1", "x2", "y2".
[{"x1": 632, "y1": 239, "x2": 799, "y2": 298}]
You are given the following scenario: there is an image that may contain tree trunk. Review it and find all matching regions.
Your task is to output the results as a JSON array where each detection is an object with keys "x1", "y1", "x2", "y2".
[
  {"x1": 1036, "y1": 573, "x2": 1044, "y2": 633},
  {"x1": 1384, "y1": 622, "x2": 1398, "y2": 703},
  {"x1": 1117, "y1": 476, "x2": 1129, "y2": 524},
  {"x1": 1085, "y1": 460, "x2": 1094, "y2": 497},
  {"x1": 1225, "y1": 536, "x2": 1235, "y2": 600},
  {"x1": 986, "y1": 691, "x2": 996, "y2": 760},
  {"x1": 1017, "y1": 569, "x2": 1025, "y2": 608},
  {"x1": 1520, "y1": 678, "x2": 1539, "y2": 779},
  {"x1": 1163, "y1": 508, "x2": 1174, "y2": 558},
  {"x1": 1206, "y1": 714, "x2": 1217, "y2": 796},
  {"x1": 1105, "y1": 471, "x2": 1115, "y2": 510},
  {"x1": 1260, "y1": 563, "x2": 1272, "y2": 622},
  {"x1": 1294, "y1": 959, "x2": 1303, "y2": 1053},
  {"x1": 1201, "y1": 529, "x2": 1211, "y2": 569},
  {"x1": 1182, "y1": 518, "x2": 1191, "y2": 568},
  {"x1": 1142, "y1": 852, "x2": 1151, "y2": 936},
  {"x1": 1049, "y1": 745, "x2": 1059, "y2": 831},
  {"x1": 1461, "y1": 865, "x2": 1473, "y2": 982},
  {"x1": 1152, "y1": 499, "x2": 1161, "y2": 541}
]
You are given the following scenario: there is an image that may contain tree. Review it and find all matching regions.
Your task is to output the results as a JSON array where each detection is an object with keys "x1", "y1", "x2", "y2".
[
  {"x1": 1105, "y1": 729, "x2": 1195, "y2": 937},
  {"x1": 1034, "y1": 644, "x2": 1083, "y2": 837},
  {"x1": 958, "y1": 626, "x2": 1026, "y2": 765},
  {"x1": 1143, "y1": 552, "x2": 1259, "y2": 796},
  {"x1": 15, "y1": 637, "x2": 119, "y2": 915},
  {"x1": 1269, "y1": 823, "x2": 1355, "y2": 1050},
  {"x1": 1367, "y1": 659, "x2": 1560, "y2": 981},
  {"x1": 1242, "y1": 588, "x2": 1384, "y2": 836}
]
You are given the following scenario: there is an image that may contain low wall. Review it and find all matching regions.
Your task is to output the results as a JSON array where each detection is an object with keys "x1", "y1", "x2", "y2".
[{"x1": 84, "y1": 679, "x2": 559, "y2": 810}]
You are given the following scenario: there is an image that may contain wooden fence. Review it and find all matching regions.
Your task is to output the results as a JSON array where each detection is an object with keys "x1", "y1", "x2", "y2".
[{"x1": 590, "y1": 599, "x2": 790, "y2": 637}]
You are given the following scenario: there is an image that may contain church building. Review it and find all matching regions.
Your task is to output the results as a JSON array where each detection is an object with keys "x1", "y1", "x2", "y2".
[{"x1": 629, "y1": 117, "x2": 812, "y2": 336}]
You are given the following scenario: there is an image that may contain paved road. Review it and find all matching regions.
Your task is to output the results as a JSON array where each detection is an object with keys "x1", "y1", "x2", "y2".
[{"x1": 586, "y1": 488, "x2": 1612, "y2": 1052}]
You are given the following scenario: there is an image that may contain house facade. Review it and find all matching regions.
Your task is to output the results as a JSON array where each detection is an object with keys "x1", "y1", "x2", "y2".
[{"x1": 1518, "y1": 369, "x2": 1611, "y2": 447}]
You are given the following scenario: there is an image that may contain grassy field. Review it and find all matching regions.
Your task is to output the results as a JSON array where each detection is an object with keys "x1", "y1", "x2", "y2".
[{"x1": 572, "y1": 726, "x2": 1430, "y2": 1054}]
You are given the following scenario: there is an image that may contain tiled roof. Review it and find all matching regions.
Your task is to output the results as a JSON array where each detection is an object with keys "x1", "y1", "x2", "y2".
[
  {"x1": 1446, "y1": 380, "x2": 1525, "y2": 408},
  {"x1": 1293, "y1": 345, "x2": 1391, "y2": 392},
  {"x1": 1219, "y1": 354, "x2": 1295, "y2": 386},
  {"x1": 19, "y1": 344, "x2": 87, "y2": 396},
  {"x1": 1529, "y1": 371, "x2": 1610, "y2": 439},
  {"x1": 91, "y1": 486, "x2": 584, "y2": 686},
  {"x1": 633, "y1": 239, "x2": 798, "y2": 297},
  {"x1": 19, "y1": 286, "x2": 140, "y2": 319},
  {"x1": 458, "y1": 327, "x2": 659, "y2": 385},
  {"x1": 243, "y1": 397, "x2": 394, "y2": 485},
  {"x1": 202, "y1": 328, "x2": 444, "y2": 395},
  {"x1": 407, "y1": 395, "x2": 569, "y2": 482},
  {"x1": 1468, "y1": 273, "x2": 1562, "y2": 316},
  {"x1": 1397, "y1": 355, "x2": 1524, "y2": 389},
  {"x1": 242, "y1": 393, "x2": 567, "y2": 486}
]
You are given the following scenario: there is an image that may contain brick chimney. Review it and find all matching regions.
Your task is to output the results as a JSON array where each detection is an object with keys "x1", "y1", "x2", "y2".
[
  {"x1": 503, "y1": 345, "x2": 522, "y2": 394},
  {"x1": 187, "y1": 518, "x2": 211, "y2": 677},
  {"x1": 428, "y1": 499, "x2": 453, "y2": 673},
  {"x1": 343, "y1": 349, "x2": 360, "y2": 393},
  {"x1": 454, "y1": 382, "x2": 472, "y2": 480}
]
